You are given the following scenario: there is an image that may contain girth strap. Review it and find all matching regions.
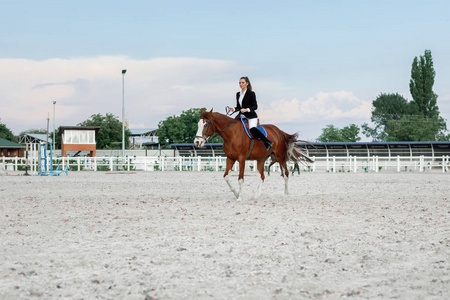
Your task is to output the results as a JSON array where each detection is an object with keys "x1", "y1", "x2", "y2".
[{"x1": 246, "y1": 139, "x2": 255, "y2": 160}]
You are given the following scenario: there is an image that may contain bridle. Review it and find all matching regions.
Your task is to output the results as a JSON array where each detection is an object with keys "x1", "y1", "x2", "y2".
[
  {"x1": 195, "y1": 116, "x2": 215, "y2": 142},
  {"x1": 196, "y1": 111, "x2": 239, "y2": 142}
]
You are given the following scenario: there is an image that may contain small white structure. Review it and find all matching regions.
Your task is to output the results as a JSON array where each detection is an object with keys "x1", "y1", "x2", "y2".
[{"x1": 59, "y1": 126, "x2": 100, "y2": 157}]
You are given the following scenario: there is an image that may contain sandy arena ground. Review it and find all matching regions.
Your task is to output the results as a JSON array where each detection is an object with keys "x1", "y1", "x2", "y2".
[{"x1": 0, "y1": 171, "x2": 449, "y2": 299}]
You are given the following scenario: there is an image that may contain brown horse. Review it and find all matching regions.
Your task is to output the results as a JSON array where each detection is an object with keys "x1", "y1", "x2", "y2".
[{"x1": 194, "y1": 108, "x2": 312, "y2": 200}]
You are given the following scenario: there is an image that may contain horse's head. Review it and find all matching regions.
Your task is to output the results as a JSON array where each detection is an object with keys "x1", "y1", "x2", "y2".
[{"x1": 194, "y1": 108, "x2": 214, "y2": 148}]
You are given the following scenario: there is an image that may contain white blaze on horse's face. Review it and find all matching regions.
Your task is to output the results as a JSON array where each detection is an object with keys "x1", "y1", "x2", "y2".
[{"x1": 194, "y1": 119, "x2": 206, "y2": 147}]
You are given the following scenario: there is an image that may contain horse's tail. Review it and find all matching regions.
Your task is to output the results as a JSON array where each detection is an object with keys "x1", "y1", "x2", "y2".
[{"x1": 285, "y1": 133, "x2": 314, "y2": 164}]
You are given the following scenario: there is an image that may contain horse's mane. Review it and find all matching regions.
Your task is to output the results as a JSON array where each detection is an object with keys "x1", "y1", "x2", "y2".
[{"x1": 212, "y1": 111, "x2": 234, "y2": 119}]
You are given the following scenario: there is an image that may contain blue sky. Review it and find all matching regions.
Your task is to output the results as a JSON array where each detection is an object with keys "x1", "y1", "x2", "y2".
[{"x1": 1, "y1": 0, "x2": 450, "y2": 141}]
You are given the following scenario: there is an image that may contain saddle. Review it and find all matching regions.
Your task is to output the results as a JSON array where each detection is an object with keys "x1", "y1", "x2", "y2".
[{"x1": 239, "y1": 118, "x2": 267, "y2": 139}]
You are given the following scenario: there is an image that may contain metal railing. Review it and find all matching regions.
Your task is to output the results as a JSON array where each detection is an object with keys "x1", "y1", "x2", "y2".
[{"x1": 1, "y1": 155, "x2": 449, "y2": 174}]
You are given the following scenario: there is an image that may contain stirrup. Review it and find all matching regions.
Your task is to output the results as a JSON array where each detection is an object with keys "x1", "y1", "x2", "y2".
[{"x1": 264, "y1": 140, "x2": 273, "y2": 151}]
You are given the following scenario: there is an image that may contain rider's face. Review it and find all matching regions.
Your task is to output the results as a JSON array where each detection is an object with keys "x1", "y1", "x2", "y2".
[{"x1": 239, "y1": 79, "x2": 248, "y2": 91}]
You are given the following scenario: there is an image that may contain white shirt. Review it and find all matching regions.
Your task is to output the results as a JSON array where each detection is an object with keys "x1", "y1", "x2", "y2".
[{"x1": 238, "y1": 89, "x2": 251, "y2": 112}]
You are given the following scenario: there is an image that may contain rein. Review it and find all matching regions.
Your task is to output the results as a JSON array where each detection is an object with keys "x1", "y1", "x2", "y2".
[
  {"x1": 199, "y1": 113, "x2": 256, "y2": 159},
  {"x1": 196, "y1": 113, "x2": 238, "y2": 142}
]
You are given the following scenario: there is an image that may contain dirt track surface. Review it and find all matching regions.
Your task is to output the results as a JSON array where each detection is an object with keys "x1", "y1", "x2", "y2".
[{"x1": 1, "y1": 171, "x2": 449, "y2": 299}]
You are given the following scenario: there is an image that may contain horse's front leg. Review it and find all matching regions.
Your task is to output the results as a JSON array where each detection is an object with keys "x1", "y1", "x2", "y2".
[
  {"x1": 224, "y1": 158, "x2": 240, "y2": 199},
  {"x1": 234, "y1": 158, "x2": 246, "y2": 201},
  {"x1": 254, "y1": 159, "x2": 266, "y2": 199}
]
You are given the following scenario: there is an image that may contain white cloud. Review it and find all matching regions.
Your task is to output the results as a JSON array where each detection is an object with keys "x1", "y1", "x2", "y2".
[
  {"x1": 440, "y1": 93, "x2": 450, "y2": 102},
  {"x1": 259, "y1": 91, "x2": 372, "y2": 124},
  {"x1": 0, "y1": 56, "x2": 241, "y2": 134},
  {"x1": 0, "y1": 56, "x2": 375, "y2": 140}
]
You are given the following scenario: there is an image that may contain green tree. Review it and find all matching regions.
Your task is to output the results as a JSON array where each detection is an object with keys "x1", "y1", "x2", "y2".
[
  {"x1": 318, "y1": 124, "x2": 361, "y2": 142},
  {"x1": 362, "y1": 93, "x2": 412, "y2": 141},
  {"x1": 363, "y1": 50, "x2": 448, "y2": 141},
  {"x1": 317, "y1": 125, "x2": 341, "y2": 142},
  {"x1": 409, "y1": 50, "x2": 439, "y2": 118},
  {"x1": 340, "y1": 124, "x2": 361, "y2": 142},
  {"x1": 78, "y1": 113, "x2": 132, "y2": 149},
  {"x1": 0, "y1": 119, "x2": 17, "y2": 142},
  {"x1": 386, "y1": 115, "x2": 448, "y2": 142},
  {"x1": 408, "y1": 49, "x2": 447, "y2": 140},
  {"x1": 157, "y1": 108, "x2": 223, "y2": 146},
  {"x1": 19, "y1": 128, "x2": 48, "y2": 135}
]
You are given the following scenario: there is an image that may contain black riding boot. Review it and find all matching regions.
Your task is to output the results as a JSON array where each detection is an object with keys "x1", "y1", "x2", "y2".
[{"x1": 250, "y1": 127, "x2": 273, "y2": 151}]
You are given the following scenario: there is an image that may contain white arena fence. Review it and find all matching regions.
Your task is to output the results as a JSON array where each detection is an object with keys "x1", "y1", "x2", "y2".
[{"x1": 1, "y1": 155, "x2": 449, "y2": 174}]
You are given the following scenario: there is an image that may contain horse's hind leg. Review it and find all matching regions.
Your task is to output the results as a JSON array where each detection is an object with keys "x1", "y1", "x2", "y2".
[
  {"x1": 267, "y1": 153, "x2": 277, "y2": 176},
  {"x1": 280, "y1": 161, "x2": 289, "y2": 196}
]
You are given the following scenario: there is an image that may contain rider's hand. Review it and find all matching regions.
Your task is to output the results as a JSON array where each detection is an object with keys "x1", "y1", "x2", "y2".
[{"x1": 240, "y1": 108, "x2": 249, "y2": 113}]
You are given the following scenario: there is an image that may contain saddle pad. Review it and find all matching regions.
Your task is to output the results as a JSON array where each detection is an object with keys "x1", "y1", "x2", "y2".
[{"x1": 240, "y1": 118, "x2": 267, "y2": 139}]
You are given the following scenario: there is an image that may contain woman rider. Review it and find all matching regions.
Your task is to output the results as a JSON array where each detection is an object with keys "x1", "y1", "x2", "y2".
[{"x1": 227, "y1": 76, "x2": 273, "y2": 151}]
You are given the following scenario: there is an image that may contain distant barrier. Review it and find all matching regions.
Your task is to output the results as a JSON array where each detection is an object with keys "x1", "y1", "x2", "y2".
[{"x1": 1, "y1": 155, "x2": 449, "y2": 174}]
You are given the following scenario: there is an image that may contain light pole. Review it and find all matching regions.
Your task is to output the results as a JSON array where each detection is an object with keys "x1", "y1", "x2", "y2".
[
  {"x1": 122, "y1": 69, "x2": 127, "y2": 158},
  {"x1": 53, "y1": 101, "x2": 56, "y2": 154}
]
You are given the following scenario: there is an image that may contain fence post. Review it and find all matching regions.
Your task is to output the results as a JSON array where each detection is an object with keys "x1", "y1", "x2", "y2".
[
  {"x1": 419, "y1": 155, "x2": 424, "y2": 172},
  {"x1": 397, "y1": 156, "x2": 400, "y2": 172},
  {"x1": 31, "y1": 145, "x2": 34, "y2": 173},
  {"x1": 45, "y1": 155, "x2": 48, "y2": 173}
]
